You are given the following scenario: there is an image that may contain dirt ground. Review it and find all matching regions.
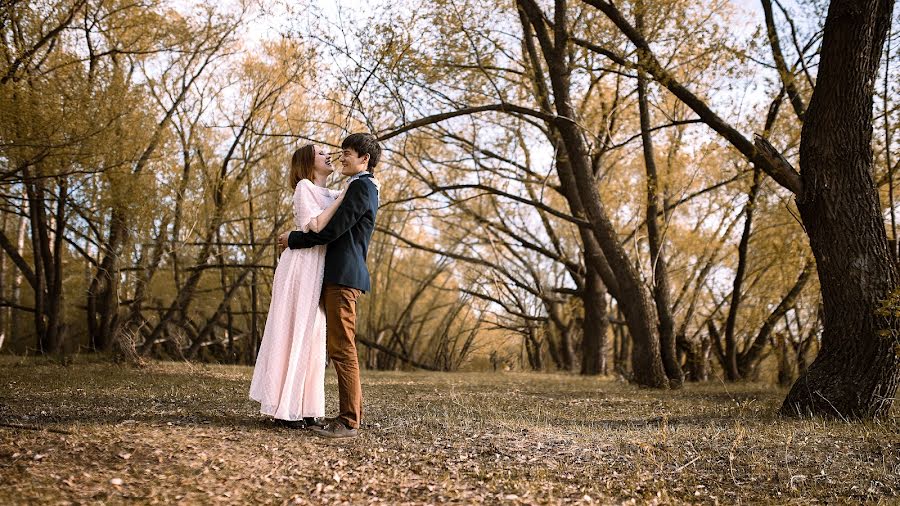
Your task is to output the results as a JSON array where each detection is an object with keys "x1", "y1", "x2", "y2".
[{"x1": 1, "y1": 357, "x2": 898, "y2": 504}]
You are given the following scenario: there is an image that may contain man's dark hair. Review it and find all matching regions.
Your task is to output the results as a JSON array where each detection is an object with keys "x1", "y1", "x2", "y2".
[{"x1": 342, "y1": 132, "x2": 382, "y2": 172}]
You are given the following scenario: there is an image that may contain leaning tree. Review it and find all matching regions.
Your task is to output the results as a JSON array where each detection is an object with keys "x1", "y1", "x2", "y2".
[{"x1": 582, "y1": 0, "x2": 899, "y2": 418}]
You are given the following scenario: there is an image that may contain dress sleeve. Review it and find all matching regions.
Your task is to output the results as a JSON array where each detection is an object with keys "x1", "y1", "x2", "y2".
[
  {"x1": 293, "y1": 180, "x2": 326, "y2": 233},
  {"x1": 288, "y1": 178, "x2": 375, "y2": 249}
]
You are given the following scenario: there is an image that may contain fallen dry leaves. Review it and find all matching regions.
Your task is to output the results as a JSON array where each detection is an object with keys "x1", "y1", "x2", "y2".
[{"x1": 0, "y1": 357, "x2": 898, "y2": 504}]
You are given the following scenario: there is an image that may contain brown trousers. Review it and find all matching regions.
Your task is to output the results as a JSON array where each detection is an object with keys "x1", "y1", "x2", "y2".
[{"x1": 321, "y1": 284, "x2": 362, "y2": 429}]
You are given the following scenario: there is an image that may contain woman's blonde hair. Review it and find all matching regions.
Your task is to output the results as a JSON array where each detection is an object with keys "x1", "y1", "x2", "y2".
[{"x1": 290, "y1": 144, "x2": 316, "y2": 188}]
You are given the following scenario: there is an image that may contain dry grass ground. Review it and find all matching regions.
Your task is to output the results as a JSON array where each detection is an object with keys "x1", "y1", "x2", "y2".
[{"x1": 1, "y1": 356, "x2": 898, "y2": 504}]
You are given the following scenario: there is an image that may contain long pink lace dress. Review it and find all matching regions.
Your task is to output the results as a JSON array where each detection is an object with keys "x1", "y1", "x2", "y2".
[{"x1": 249, "y1": 178, "x2": 337, "y2": 420}]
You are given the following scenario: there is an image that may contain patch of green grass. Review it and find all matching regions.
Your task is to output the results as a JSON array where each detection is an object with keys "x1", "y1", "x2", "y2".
[{"x1": 0, "y1": 356, "x2": 897, "y2": 504}]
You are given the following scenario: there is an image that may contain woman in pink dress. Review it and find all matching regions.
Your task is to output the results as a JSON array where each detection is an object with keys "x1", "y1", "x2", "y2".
[{"x1": 249, "y1": 144, "x2": 345, "y2": 427}]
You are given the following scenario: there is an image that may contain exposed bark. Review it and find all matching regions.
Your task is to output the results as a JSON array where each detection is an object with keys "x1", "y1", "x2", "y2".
[
  {"x1": 580, "y1": 264, "x2": 609, "y2": 375},
  {"x1": 49, "y1": 176, "x2": 66, "y2": 355},
  {"x1": 25, "y1": 173, "x2": 47, "y2": 351},
  {"x1": 86, "y1": 208, "x2": 124, "y2": 351},
  {"x1": 0, "y1": 224, "x2": 36, "y2": 290},
  {"x1": 781, "y1": 0, "x2": 900, "y2": 419},
  {"x1": 884, "y1": 25, "x2": 896, "y2": 242},
  {"x1": 580, "y1": 0, "x2": 900, "y2": 416},
  {"x1": 514, "y1": 3, "x2": 619, "y2": 377},
  {"x1": 545, "y1": 316, "x2": 565, "y2": 370},
  {"x1": 246, "y1": 176, "x2": 260, "y2": 363},
  {"x1": 0, "y1": 210, "x2": 5, "y2": 351},
  {"x1": 11, "y1": 210, "x2": 26, "y2": 350}
]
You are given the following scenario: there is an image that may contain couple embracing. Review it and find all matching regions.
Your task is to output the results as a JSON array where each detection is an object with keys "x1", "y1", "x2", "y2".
[{"x1": 248, "y1": 133, "x2": 381, "y2": 439}]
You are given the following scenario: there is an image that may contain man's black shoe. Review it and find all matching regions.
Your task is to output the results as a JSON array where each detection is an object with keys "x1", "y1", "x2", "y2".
[{"x1": 310, "y1": 419, "x2": 358, "y2": 439}]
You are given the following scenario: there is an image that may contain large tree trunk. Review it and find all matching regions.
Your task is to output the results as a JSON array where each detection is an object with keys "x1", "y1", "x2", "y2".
[{"x1": 781, "y1": 0, "x2": 900, "y2": 419}]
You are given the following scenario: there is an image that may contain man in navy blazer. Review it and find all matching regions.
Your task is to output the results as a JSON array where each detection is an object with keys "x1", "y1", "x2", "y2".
[{"x1": 277, "y1": 133, "x2": 380, "y2": 439}]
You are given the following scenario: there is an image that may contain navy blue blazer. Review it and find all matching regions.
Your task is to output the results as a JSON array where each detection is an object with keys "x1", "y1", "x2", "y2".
[{"x1": 287, "y1": 173, "x2": 378, "y2": 292}]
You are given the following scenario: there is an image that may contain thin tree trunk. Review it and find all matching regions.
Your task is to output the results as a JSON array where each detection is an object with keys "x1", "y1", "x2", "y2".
[
  {"x1": 246, "y1": 177, "x2": 260, "y2": 364},
  {"x1": 524, "y1": 323, "x2": 543, "y2": 371},
  {"x1": 776, "y1": 333, "x2": 795, "y2": 387},
  {"x1": 545, "y1": 318, "x2": 564, "y2": 370},
  {"x1": 518, "y1": 0, "x2": 667, "y2": 387},
  {"x1": 723, "y1": 168, "x2": 762, "y2": 381},
  {"x1": 612, "y1": 304, "x2": 631, "y2": 377},
  {"x1": 25, "y1": 174, "x2": 47, "y2": 353},
  {"x1": 118, "y1": 217, "x2": 169, "y2": 354},
  {"x1": 185, "y1": 266, "x2": 253, "y2": 359},
  {"x1": 738, "y1": 261, "x2": 813, "y2": 377},
  {"x1": 87, "y1": 208, "x2": 125, "y2": 351},
  {"x1": 547, "y1": 302, "x2": 573, "y2": 370},
  {"x1": 215, "y1": 229, "x2": 235, "y2": 362},
  {"x1": 49, "y1": 177, "x2": 67, "y2": 355},
  {"x1": 884, "y1": 24, "x2": 896, "y2": 242},
  {"x1": 12, "y1": 208, "x2": 26, "y2": 348},
  {"x1": 635, "y1": 8, "x2": 682, "y2": 386},
  {"x1": 0, "y1": 210, "x2": 6, "y2": 351},
  {"x1": 580, "y1": 264, "x2": 608, "y2": 375}
]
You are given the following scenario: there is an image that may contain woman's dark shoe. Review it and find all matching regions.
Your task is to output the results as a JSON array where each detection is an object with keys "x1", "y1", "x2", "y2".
[
  {"x1": 303, "y1": 417, "x2": 325, "y2": 428},
  {"x1": 274, "y1": 418, "x2": 307, "y2": 429}
]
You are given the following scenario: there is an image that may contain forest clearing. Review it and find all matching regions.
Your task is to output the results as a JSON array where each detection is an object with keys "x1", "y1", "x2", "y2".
[
  {"x1": 4, "y1": 0, "x2": 900, "y2": 502},
  {"x1": 2, "y1": 358, "x2": 898, "y2": 504}
]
